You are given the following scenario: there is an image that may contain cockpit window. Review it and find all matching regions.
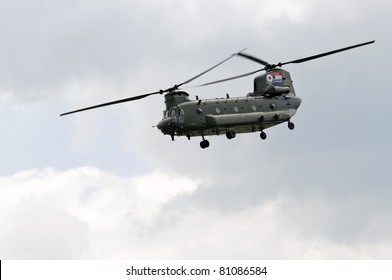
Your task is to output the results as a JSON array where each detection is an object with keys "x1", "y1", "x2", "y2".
[
  {"x1": 170, "y1": 108, "x2": 179, "y2": 116},
  {"x1": 163, "y1": 107, "x2": 184, "y2": 119}
]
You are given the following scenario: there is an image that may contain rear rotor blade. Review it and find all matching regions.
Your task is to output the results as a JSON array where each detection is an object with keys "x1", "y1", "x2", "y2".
[
  {"x1": 60, "y1": 90, "x2": 162, "y2": 116},
  {"x1": 195, "y1": 68, "x2": 264, "y2": 88},
  {"x1": 177, "y1": 48, "x2": 247, "y2": 88},
  {"x1": 236, "y1": 52, "x2": 270, "y2": 66},
  {"x1": 190, "y1": 40, "x2": 376, "y2": 89},
  {"x1": 280, "y1": 40, "x2": 375, "y2": 66}
]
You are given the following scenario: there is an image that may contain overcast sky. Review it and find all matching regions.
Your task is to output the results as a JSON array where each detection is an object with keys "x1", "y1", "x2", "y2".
[{"x1": 0, "y1": 0, "x2": 391, "y2": 259}]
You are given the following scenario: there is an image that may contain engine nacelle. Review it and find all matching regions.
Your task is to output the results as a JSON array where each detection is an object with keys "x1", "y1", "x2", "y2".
[{"x1": 263, "y1": 84, "x2": 291, "y2": 97}]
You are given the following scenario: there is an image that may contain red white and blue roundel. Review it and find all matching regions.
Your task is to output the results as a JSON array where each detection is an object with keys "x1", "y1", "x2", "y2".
[{"x1": 266, "y1": 71, "x2": 283, "y2": 84}]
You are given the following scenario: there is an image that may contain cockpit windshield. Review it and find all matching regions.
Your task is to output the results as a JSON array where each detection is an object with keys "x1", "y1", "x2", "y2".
[{"x1": 163, "y1": 107, "x2": 184, "y2": 119}]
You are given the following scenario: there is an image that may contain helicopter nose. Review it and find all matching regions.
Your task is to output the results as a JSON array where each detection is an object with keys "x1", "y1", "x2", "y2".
[
  {"x1": 157, "y1": 118, "x2": 176, "y2": 133},
  {"x1": 157, "y1": 119, "x2": 167, "y2": 130}
]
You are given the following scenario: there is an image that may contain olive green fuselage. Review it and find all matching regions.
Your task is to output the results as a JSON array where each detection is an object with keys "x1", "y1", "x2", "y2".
[
  {"x1": 157, "y1": 92, "x2": 302, "y2": 138},
  {"x1": 157, "y1": 69, "x2": 302, "y2": 139}
]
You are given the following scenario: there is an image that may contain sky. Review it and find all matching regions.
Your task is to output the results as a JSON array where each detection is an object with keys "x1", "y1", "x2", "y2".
[{"x1": 0, "y1": 0, "x2": 391, "y2": 259}]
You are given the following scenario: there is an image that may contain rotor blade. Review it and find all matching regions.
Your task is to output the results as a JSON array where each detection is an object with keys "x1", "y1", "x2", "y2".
[
  {"x1": 195, "y1": 68, "x2": 264, "y2": 88},
  {"x1": 60, "y1": 49, "x2": 248, "y2": 116},
  {"x1": 236, "y1": 51, "x2": 270, "y2": 66},
  {"x1": 280, "y1": 40, "x2": 375, "y2": 66},
  {"x1": 177, "y1": 48, "x2": 247, "y2": 88},
  {"x1": 60, "y1": 91, "x2": 162, "y2": 116}
]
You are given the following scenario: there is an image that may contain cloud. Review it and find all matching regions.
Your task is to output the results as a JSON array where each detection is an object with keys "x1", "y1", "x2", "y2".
[
  {"x1": 149, "y1": 195, "x2": 392, "y2": 259},
  {"x1": 0, "y1": 197, "x2": 90, "y2": 259},
  {"x1": 0, "y1": 0, "x2": 360, "y2": 102},
  {"x1": 0, "y1": 167, "x2": 200, "y2": 259},
  {"x1": 1, "y1": 167, "x2": 392, "y2": 259}
]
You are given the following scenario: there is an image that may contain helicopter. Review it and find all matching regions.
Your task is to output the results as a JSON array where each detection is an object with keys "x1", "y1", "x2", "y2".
[{"x1": 61, "y1": 40, "x2": 375, "y2": 149}]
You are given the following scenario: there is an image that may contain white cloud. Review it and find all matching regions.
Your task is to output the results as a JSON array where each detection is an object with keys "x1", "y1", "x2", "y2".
[
  {"x1": 0, "y1": 167, "x2": 200, "y2": 259},
  {"x1": 0, "y1": 197, "x2": 90, "y2": 259},
  {"x1": 1, "y1": 168, "x2": 391, "y2": 259},
  {"x1": 149, "y1": 195, "x2": 392, "y2": 259}
]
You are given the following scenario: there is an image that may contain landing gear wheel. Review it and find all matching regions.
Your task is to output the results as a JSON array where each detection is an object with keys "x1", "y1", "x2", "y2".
[
  {"x1": 200, "y1": 139, "x2": 210, "y2": 149},
  {"x1": 226, "y1": 130, "x2": 236, "y2": 139},
  {"x1": 288, "y1": 121, "x2": 295, "y2": 130},
  {"x1": 260, "y1": 131, "x2": 267, "y2": 140}
]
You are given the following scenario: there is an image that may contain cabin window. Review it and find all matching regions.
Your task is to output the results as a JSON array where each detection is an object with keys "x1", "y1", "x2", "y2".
[
  {"x1": 234, "y1": 106, "x2": 239, "y2": 112},
  {"x1": 251, "y1": 105, "x2": 257, "y2": 111},
  {"x1": 215, "y1": 107, "x2": 221, "y2": 114}
]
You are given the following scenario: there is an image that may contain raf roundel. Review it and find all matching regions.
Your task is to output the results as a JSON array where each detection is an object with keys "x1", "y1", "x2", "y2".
[{"x1": 266, "y1": 74, "x2": 274, "y2": 83}]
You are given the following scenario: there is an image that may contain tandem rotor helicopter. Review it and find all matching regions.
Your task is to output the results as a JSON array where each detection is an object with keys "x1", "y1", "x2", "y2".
[{"x1": 61, "y1": 40, "x2": 375, "y2": 149}]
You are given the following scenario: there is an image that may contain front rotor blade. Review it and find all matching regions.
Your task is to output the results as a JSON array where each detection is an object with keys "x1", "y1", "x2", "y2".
[
  {"x1": 177, "y1": 48, "x2": 247, "y2": 88},
  {"x1": 280, "y1": 40, "x2": 375, "y2": 66},
  {"x1": 60, "y1": 91, "x2": 162, "y2": 116},
  {"x1": 60, "y1": 49, "x2": 249, "y2": 116},
  {"x1": 195, "y1": 68, "x2": 263, "y2": 88}
]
